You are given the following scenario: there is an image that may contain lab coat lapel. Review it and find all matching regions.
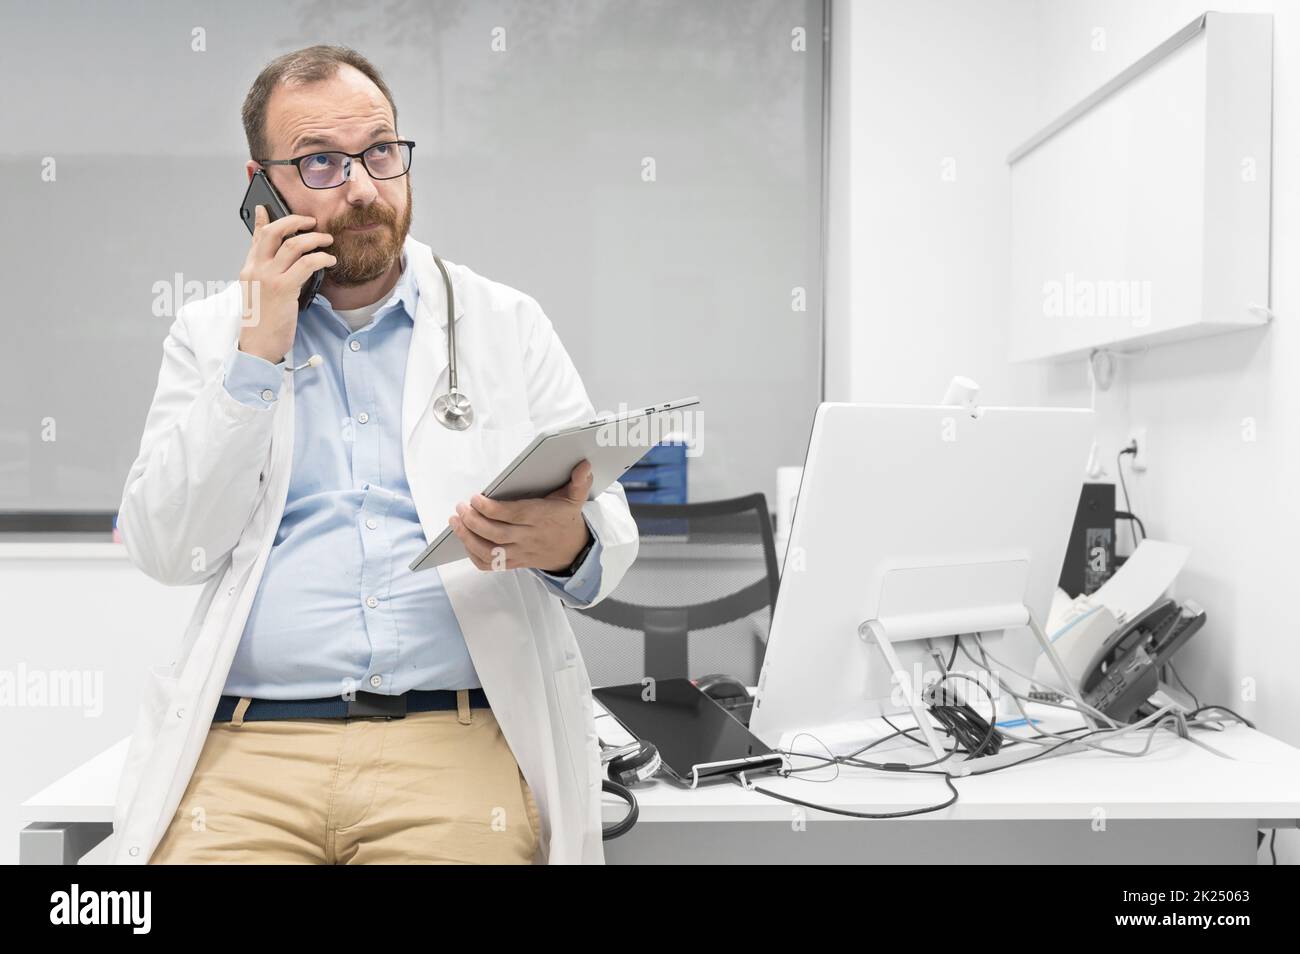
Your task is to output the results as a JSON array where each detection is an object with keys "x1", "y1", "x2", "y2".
[
  {"x1": 397, "y1": 243, "x2": 550, "y2": 839},
  {"x1": 401, "y1": 237, "x2": 470, "y2": 542},
  {"x1": 401, "y1": 238, "x2": 453, "y2": 448}
]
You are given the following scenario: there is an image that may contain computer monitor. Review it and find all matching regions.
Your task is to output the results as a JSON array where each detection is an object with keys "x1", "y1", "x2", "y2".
[{"x1": 748, "y1": 402, "x2": 1095, "y2": 757}]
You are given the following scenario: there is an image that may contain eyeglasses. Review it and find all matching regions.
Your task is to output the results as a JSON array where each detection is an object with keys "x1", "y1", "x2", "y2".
[{"x1": 256, "y1": 139, "x2": 416, "y2": 190}]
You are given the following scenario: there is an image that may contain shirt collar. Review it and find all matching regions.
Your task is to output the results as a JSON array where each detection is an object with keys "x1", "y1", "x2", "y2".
[
  {"x1": 386, "y1": 248, "x2": 419, "y2": 323},
  {"x1": 313, "y1": 247, "x2": 420, "y2": 331}
]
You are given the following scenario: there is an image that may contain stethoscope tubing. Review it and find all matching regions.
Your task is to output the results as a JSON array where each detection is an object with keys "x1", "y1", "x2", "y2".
[
  {"x1": 432, "y1": 252, "x2": 459, "y2": 394},
  {"x1": 431, "y1": 252, "x2": 473, "y2": 430}
]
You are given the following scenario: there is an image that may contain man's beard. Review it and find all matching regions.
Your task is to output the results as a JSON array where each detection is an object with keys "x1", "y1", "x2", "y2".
[{"x1": 322, "y1": 179, "x2": 412, "y2": 286}]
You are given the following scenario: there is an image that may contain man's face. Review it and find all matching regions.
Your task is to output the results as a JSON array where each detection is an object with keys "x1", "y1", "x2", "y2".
[{"x1": 252, "y1": 64, "x2": 412, "y2": 286}]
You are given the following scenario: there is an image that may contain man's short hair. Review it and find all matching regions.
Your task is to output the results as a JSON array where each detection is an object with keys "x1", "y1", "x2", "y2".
[{"x1": 241, "y1": 44, "x2": 398, "y2": 160}]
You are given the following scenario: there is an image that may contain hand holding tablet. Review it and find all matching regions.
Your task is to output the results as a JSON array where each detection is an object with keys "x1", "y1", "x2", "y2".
[
  {"x1": 409, "y1": 396, "x2": 699, "y2": 572},
  {"x1": 448, "y1": 460, "x2": 595, "y2": 572}
]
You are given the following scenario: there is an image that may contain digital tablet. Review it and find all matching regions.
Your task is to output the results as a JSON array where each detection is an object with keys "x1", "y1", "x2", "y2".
[
  {"x1": 592, "y1": 678, "x2": 783, "y2": 787},
  {"x1": 409, "y1": 396, "x2": 700, "y2": 571}
]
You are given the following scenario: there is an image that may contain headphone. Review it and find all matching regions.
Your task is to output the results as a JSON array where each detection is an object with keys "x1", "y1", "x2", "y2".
[{"x1": 600, "y1": 739, "x2": 661, "y2": 840}]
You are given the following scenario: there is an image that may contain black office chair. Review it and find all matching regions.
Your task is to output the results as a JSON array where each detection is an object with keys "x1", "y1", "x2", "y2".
[{"x1": 566, "y1": 494, "x2": 781, "y2": 691}]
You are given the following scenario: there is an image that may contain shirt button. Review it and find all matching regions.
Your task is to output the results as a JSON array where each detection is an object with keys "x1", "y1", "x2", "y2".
[
  {"x1": 260, "y1": 388, "x2": 275, "y2": 402},
  {"x1": 366, "y1": 596, "x2": 379, "y2": 608},
  {"x1": 365, "y1": 518, "x2": 378, "y2": 530},
  {"x1": 369, "y1": 674, "x2": 383, "y2": 688},
  {"x1": 349, "y1": 340, "x2": 362, "y2": 352},
  {"x1": 357, "y1": 411, "x2": 370, "y2": 424}
]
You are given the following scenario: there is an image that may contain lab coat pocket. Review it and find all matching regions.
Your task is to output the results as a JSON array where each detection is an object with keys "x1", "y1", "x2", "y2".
[
  {"x1": 114, "y1": 663, "x2": 181, "y2": 827},
  {"x1": 140, "y1": 663, "x2": 181, "y2": 731},
  {"x1": 550, "y1": 663, "x2": 588, "y2": 795}
]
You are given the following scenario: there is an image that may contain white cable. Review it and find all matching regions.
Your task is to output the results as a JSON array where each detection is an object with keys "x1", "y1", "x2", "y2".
[
  {"x1": 971, "y1": 633, "x2": 1119, "y2": 727},
  {"x1": 960, "y1": 637, "x2": 1241, "y2": 764}
]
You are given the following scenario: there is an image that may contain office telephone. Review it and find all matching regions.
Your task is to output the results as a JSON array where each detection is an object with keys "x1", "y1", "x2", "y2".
[
  {"x1": 1079, "y1": 597, "x2": 1206, "y2": 722},
  {"x1": 1035, "y1": 591, "x2": 1206, "y2": 723}
]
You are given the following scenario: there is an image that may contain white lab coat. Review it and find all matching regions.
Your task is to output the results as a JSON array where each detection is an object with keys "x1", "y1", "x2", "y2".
[{"x1": 110, "y1": 235, "x2": 638, "y2": 864}]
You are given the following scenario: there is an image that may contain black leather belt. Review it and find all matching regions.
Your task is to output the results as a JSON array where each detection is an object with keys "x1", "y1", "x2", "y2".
[{"x1": 212, "y1": 687, "x2": 490, "y2": 722}]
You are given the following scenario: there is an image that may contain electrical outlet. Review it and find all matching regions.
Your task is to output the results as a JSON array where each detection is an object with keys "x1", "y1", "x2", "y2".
[{"x1": 1127, "y1": 427, "x2": 1148, "y2": 472}]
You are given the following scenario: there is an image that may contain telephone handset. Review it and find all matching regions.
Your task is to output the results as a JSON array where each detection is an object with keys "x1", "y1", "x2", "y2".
[
  {"x1": 238, "y1": 170, "x2": 325, "y2": 312},
  {"x1": 1079, "y1": 597, "x2": 1207, "y2": 722}
]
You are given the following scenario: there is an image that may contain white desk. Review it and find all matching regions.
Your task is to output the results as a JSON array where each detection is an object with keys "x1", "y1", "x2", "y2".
[
  {"x1": 20, "y1": 704, "x2": 1300, "y2": 864},
  {"x1": 593, "y1": 702, "x2": 1300, "y2": 864}
]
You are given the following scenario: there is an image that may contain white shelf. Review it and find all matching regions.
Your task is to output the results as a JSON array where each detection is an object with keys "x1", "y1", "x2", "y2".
[{"x1": 1008, "y1": 12, "x2": 1273, "y2": 362}]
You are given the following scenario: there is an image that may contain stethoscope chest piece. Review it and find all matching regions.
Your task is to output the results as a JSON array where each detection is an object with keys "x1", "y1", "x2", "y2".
[{"x1": 432, "y1": 388, "x2": 474, "y2": 431}]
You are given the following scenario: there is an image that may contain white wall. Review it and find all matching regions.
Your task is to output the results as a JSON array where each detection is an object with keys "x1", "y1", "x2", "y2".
[
  {"x1": 0, "y1": 546, "x2": 196, "y2": 865},
  {"x1": 831, "y1": 0, "x2": 1298, "y2": 862},
  {"x1": 1027, "y1": 0, "x2": 1300, "y2": 804},
  {"x1": 828, "y1": 0, "x2": 1040, "y2": 404}
]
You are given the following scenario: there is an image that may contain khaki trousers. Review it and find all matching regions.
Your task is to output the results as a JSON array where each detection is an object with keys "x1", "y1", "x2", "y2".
[{"x1": 150, "y1": 689, "x2": 541, "y2": 864}]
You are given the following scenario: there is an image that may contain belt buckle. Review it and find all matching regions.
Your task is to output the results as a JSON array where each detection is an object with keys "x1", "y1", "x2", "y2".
[{"x1": 347, "y1": 690, "x2": 407, "y2": 720}]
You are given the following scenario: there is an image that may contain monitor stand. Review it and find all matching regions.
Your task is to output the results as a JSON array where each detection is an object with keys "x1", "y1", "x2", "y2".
[{"x1": 856, "y1": 560, "x2": 1111, "y2": 769}]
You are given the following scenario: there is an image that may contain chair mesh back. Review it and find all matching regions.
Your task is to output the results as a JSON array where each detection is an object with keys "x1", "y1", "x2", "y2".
[{"x1": 566, "y1": 494, "x2": 780, "y2": 688}]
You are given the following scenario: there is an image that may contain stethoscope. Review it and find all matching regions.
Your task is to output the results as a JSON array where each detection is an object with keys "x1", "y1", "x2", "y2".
[
  {"x1": 287, "y1": 251, "x2": 473, "y2": 431},
  {"x1": 429, "y1": 253, "x2": 473, "y2": 431}
]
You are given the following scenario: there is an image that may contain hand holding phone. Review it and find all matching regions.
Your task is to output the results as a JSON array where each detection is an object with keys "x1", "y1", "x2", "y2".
[{"x1": 236, "y1": 175, "x2": 336, "y2": 364}]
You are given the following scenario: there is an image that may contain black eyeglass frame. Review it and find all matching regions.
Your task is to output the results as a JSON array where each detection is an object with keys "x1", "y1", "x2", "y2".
[{"x1": 254, "y1": 139, "x2": 417, "y2": 189}]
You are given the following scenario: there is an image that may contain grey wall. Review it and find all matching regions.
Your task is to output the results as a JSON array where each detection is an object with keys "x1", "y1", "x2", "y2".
[{"x1": 0, "y1": 0, "x2": 824, "y2": 514}]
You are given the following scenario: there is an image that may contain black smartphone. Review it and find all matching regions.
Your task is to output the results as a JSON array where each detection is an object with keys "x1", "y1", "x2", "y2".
[{"x1": 238, "y1": 170, "x2": 326, "y2": 312}]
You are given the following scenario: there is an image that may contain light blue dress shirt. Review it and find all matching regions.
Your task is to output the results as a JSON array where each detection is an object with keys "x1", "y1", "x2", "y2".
[{"x1": 218, "y1": 253, "x2": 602, "y2": 700}]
